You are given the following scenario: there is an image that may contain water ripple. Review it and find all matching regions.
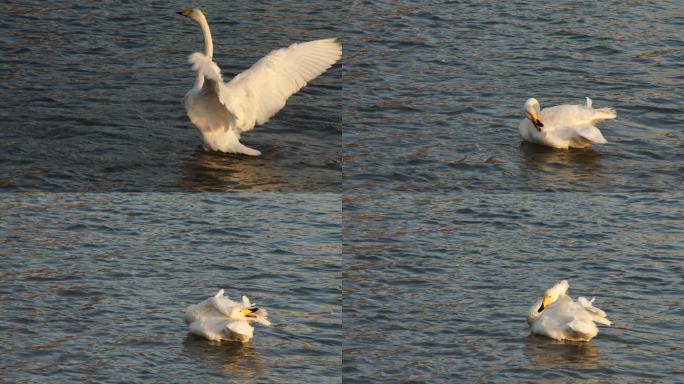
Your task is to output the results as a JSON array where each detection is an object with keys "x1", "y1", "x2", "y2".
[
  {"x1": 0, "y1": 1, "x2": 341, "y2": 191},
  {"x1": 343, "y1": 2, "x2": 684, "y2": 192},
  {"x1": 1, "y1": 193, "x2": 341, "y2": 383},
  {"x1": 343, "y1": 192, "x2": 684, "y2": 382}
]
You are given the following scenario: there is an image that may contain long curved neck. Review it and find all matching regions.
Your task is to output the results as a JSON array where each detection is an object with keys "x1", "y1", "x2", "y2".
[
  {"x1": 197, "y1": 16, "x2": 213, "y2": 59},
  {"x1": 193, "y1": 15, "x2": 213, "y2": 88}
]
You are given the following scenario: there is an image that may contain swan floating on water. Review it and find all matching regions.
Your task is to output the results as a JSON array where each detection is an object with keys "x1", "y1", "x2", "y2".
[
  {"x1": 527, "y1": 280, "x2": 611, "y2": 342},
  {"x1": 185, "y1": 289, "x2": 271, "y2": 342},
  {"x1": 519, "y1": 98, "x2": 616, "y2": 149},
  {"x1": 178, "y1": 8, "x2": 342, "y2": 155}
]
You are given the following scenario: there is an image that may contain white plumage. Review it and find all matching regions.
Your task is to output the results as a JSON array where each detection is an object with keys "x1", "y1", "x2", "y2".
[
  {"x1": 519, "y1": 98, "x2": 616, "y2": 149},
  {"x1": 178, "y1": 8, "x2": 342, "y2": 155},
  {"x1": 185, "y1": 289, "x2": 271, "y2": 342},
  {"x1": 527, "y1": 280, "x2": 611, "y2": 342}
]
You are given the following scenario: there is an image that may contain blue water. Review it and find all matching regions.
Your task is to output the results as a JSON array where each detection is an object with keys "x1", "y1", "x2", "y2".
[
  {"x1": 1, "y1": 1, "x2": 683, "y2": 383},
  {"x1": 0, "y1": 1, "x2": 341, "y2": 191},
  {"x1": 343, "y1": 1, "x2": 683, "y2": 192},
  {"x1": 343, "y1": 192, "x2": 683, "y2": 382},
  {"x1": 0, "y1": 193, "x2": 341, "y2": 383}
]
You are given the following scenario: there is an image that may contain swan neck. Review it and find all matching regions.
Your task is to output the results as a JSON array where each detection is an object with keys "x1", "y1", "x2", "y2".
[{"x1": 198, "y1": 16, "x2": 213, "y2": 59}]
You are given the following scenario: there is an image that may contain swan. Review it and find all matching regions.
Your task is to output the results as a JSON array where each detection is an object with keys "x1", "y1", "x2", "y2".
[
  {"x1": 177, "y1": 8, "x2": 342, "y2": 156},
  {"x1": 519, "y1": 98, "x2": 616, "y2": 149},
  {"x1": 527, "y1": 280, "x2": 611, "y2": 342},
  {"x1": 185, "y1": 289, "x2": 271, "y2": 342}
]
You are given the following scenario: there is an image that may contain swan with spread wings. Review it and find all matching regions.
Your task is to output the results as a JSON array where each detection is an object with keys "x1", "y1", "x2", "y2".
[{"x1": 178, "y1": 8, "x2": 342, "y2": 155}]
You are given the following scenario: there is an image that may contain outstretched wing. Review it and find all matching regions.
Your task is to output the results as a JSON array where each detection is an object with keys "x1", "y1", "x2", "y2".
[{"x1": 222, "y1": 38, "x2": 342, "y2": 133}]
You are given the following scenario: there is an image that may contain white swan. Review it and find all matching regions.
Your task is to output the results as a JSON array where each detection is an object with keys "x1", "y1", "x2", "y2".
[
  {"x1": 519, "y1": 98, "x2": 616, "y2": 149},
  {"x1": 177, "y1": 8, "x2": 342, "y2": 155},
  {"x1": 185, "y1": 289, "x2": 271, "y2": 342},
  {"x1": 527, "y1": 280, "x2": 611, "y2": 342}
]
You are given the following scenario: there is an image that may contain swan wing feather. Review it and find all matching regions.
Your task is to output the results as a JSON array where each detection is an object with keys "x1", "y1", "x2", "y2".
[{"x1": 222, "y1": 38, "x2": 342, "y2": 132}]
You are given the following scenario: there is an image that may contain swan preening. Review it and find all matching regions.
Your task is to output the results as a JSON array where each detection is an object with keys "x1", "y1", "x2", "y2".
[
  {"x1": 185, "y1": 289, "x2": 271, "y2": 342},
  {"x1": 519, "y1": 98, "x2": 616, "y2": 149},
  {"x1": 527, "y1": 280, "x2": 611, "y2": 342},
  {"x1": 177, "y1": 8, "x2": 342, "y2": 155}
]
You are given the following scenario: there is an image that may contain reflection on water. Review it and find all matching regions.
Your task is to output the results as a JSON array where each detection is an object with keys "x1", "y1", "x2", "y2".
[
  {"x1": 518, "y1": 142, "x2": 609, "y2": 188},
  {"x1": 180, "y1": 143, "x2": 339, "y2": 192},
  {"x1": 523, "y1": 335, "x2": 603, "y2": 369},
  {"x1": 183, "y1": 147, "x2": 282, "y2": 192},
  {"x1": 182, "y1": 335, "x2": 266, "y2": 381}
]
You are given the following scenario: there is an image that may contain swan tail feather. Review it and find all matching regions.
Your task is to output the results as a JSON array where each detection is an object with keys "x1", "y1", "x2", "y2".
[
  {"x1": 578, "y1": 296, "x2": 612, "y2": 326},
  {"x1": 594, "y1": 107, "x2": 617, "y2": 120}
]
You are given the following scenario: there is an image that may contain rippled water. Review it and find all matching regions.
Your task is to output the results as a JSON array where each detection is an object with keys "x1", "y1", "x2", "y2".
[
  {"x1": 2, "y1": 1, "x2": 683, "y2": 383},
  {"x1": 1, "y1": 194, "x2": 341, "y2": 383},
  {"x1": 0, "y1": 1, "x2": 341, "y2": 191},
  {"x1": 343, "y1": 193, "x2": 683, "y2": 382},
  {"x1": 344, "y1": 2, "x2": 683, "y2": 192}
]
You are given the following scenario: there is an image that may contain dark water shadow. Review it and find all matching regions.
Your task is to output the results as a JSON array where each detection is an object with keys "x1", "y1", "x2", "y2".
[
  {"x1": 180, "y1": 146, "x2": 288, "y2": 192},
  {"x1": 518, "y1": 142, "x2": 608, "y2": 187},
  {"x1": 523, "y1": 334, "x2": 604, "y2": 369},
  {"x1": 182, "y1": 334, "x2": 267, "y2": 380}
]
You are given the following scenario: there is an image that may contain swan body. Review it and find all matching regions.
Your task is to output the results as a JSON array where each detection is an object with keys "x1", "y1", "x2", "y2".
[
  {"x1": 178, "y1": 8, "x2": 342, "y2": 155},
  {"x1": 184, "y1": 289, "x2": 271, "y2": 342},
  {"x1": 519, "y1": 98, "x2": 616, "y2": 149},
  {"x1": 527, "y1": 280, "x2": 611, "y2": 342}
]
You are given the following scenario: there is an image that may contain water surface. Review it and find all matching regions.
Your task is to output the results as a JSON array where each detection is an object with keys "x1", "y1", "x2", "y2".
[
  {"x1": 1, "y1": 1, "x2": 341, "y2": 191},
  {"x1": 344, "y1": 2, "x2": 683, "y2": 192},
  {"x1": 1, "y1": 193, "x2": 341, "y2": 383},
  {"x1": 343, "y1": 193, "x2": 683, "y2": 382}
]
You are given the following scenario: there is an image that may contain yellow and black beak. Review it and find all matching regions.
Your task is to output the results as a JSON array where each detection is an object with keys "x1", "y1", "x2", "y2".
[
  {"x1": 538, "y1": 296, "x2": 550, "y2": 312},
  {"x1": 177, "y1": 9, "x2": 191, "y2": 17},
  {"x1": 528, "y1": 113, "x2": 544, "y2": 132},
  {"x1": 241, "y1": 307, "x2": 259, "y2": 317}
]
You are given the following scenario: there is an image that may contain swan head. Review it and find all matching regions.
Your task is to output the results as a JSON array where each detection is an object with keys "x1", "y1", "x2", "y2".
[
  {"x1": 527, "y1": 280, "x2": 569, "y2": 323},
  {"x1": 230, "y1": 306, "x2": 258, "y2": 320},
  {"x1": 538, "y1": 280, "x2": 569, "y2": 312},
  {"x1": 523, "y1": 98, "x2": 544, "y2": 132},
  {"x1": 177, "y1": 8, "x2": 207, "y2": 24},
  {"x1": 228, "y1": 295, "x2": 271, "y2": 326}
]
